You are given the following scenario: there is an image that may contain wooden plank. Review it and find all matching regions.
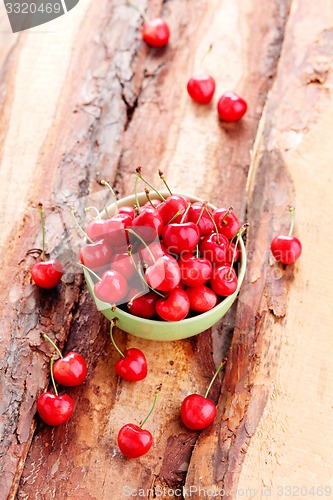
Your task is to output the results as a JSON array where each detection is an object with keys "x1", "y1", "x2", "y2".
[
  {"x1": 185, "y1": 0, "x2": 333, "y2": 497},
  {"x1": 0, "y1": 0, "x2": 290, "y2": 498}
]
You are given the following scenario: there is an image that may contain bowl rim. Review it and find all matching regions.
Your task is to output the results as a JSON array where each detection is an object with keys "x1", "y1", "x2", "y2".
[{"x1": 83, "y1": 190, "x2": 247, "y2": 327}]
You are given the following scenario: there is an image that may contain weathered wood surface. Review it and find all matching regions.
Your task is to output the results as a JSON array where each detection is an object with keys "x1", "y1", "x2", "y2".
[{"x1": 0, "y1": 0, "x2": 332, "y2": 498}]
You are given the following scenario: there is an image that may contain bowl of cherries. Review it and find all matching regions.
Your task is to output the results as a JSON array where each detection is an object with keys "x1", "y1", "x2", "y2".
[{"x1": 79, "y1": 170, "x2": 247, "y2": 341}]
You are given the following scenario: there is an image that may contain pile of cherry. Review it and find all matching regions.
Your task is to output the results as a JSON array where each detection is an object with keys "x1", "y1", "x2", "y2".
[{"x1": 79, "y1": 169, "x2": 245, "y2": 322}]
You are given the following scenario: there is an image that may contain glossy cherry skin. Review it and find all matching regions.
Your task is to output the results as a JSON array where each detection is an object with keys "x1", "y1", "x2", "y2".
[
  {"x1": 213, "y1": 208, "x2": 241, "y2": 240},
  {"x1": 210, "y1": 265, "x2": 238, "y2": 296},
  {"x1": 115, "y1": 349, "x2": 147, "y2": 381},
  {"x1": 110, "y1": 253, "x2": 137, "y2": 281},
  {"x1": 180, "y1": 394, "x2": 216, "y2": 430},
  {"x1": 79, "y1": 240, "x2": 112, "y2": 270},
  {"x1": 86, "y1": 214, "x2": 131, "y2": 247},
  {"x1": 131, "y1": 208, "x2": 164, "y2": 243},
  {"x1": 187, "y1": 75, "x2": 216, "y2": 104},
  {"x1": 118, "y1": 206, "x2": 135, "y2": 220},
  {"x1": 128, "y1": 291, "x2": 158, "y2": 319},
  {"x1": 199, "y1": 233, "x2": 229, "y2": 265},
  {"x1": 53, "y1": 353, "x2": 87, "y2": 386},
  {"x1": 217, "y1": 92, "x2": 247, "y2": 122},
  {"x1": 178, "y1": 253, "x2": 212, "y2": 287},
  {"x1": 162, "y1": 222, "x2": 200, "y2": 255},
  {"x1": 31, "y1": 260, "x2": 63, "y2": 289},
  {"x1": 37, "y1": 392, "x2": 74, "y2": 426},
  {"x1": 157, "y1": 195, "x2": 189, "y2": 225},
  {"x1": 94, "y1": 270, "x2": 128, "y2": 304},
  {"x1": 118, "y1": 423, "x2": 153, "y2": 458},
  {"x1": 142, "y1": 18, "x2": 170, "y2": 48},
  {"x1": 138, "y1": 240, "x2": 168, "y2": 267},
  {"x1": 186, "y1": 285, "x2": 217, "y2": 313},
  {"x1": 156, "y1": 289, "x2": 190, "y2": 321},
  {"x1": 271, "y1": 235, "x2": 302, "y2": 264},
  {"x1": 188, "y1": 202, "x2": 214, "y2": 236},
  {"x1": 145, "y1": 255, "x2": 181, "y2": 292}
]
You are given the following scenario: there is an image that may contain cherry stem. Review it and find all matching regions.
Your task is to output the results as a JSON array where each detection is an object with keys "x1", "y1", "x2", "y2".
[
  {"x1": 195, "y1": 202, "x2": 207, "y2": 225},
  {"x1": 139, "y1": 385, "x2": 161, "y2": 429},
  {"x1": 200, "y1": 42, "x2": 213, "y2": 64},
  {"x1": 144, "y1": 188, "x2": 157, "y2": 208},
  {"x1": 196, "y1": 245, "x2": 199, "y2": 258},
  {"x1": 226, "y1": 224, "x2": 248, "y2": 280},
  {"x1": 167, "y1": 208, "x2": 184, "y2": 224},
  {"x1": 100, "y1": 180, "x2": 119, "y2": 215},
  {"x1": 127, "y1": 246, "x2": 165, "y2": 298},
  {"x1": 288, "y1": 206, "x2": 295, "y2": 236},
  {"x1": 110, "y1": 318, "x2": 125, "y2": 359},
  {"x1": 38, "y1": 203, "x2": 46, "y2": 261},
  {"x1": 136, "y1": 166, "x2": 166, "y2": 202},
  {"x1": 125, "y1": 228, "x2": 156, "y2": 264},
  {"x1": 204, "y1": 358, "x2": 227, "y2": 399},
  {"x1": 134, "y1": 175, "x2": 142, "y2": 214},
  {"x1": 158, "y1": 169, "x2": 173, "y2": 196},
  {"x1": 43, "y1": 333, "x2": 63, "y2": 359},
  {"x1": 71, "y1": 208, "x2": 94, "y2": 244},
  {"x1": 205, "y1": 207, "x2": 220, "y2": 244},
  {"x1": 127, "y1": 290, "x2": 145, "y2": 308},
  {"x1": 85, "y1": 206, "x2": 101, "y2": 219},
  {"x1": 221, "y1": 207, "x2": 233, "y2": 226},
  {"x1": 180, "y1": 203, "x2": 191, "y2": 224},
  {"x1": 127, "y1": 0, "x2": 149, "y2": 23},
  {"x1": 79, "y1": 263, "x2": 102, "y2": 282},
  {"x1": 50, "y1": 357, "x2": 58, "y2": 396}
]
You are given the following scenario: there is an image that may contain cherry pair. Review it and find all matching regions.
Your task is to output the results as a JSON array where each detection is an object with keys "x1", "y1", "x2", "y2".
[
  {"x1": 37, "y1": 334, "x2": 87, "y2": 426},
  {"x1": 187, "y1": 76, "x2": 247, "y2": 122}
]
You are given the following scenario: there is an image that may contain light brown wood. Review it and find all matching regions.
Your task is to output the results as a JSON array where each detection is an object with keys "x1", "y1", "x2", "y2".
[{"x1": 0, "y1": 0, "x2": 332, "y2": 498}]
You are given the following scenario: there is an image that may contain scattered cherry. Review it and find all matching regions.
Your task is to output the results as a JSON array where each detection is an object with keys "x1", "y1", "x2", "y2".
[
  {"x1": 217, "y1": 92, "x2": 247, "y2": 122},
  {"x1": 180, "y1": 359, "x2": 226, "y2": 430},
  {"x1": 110, "y1": 319, "x2": 147, "y2": 381},
  {"x1": 142, "y1": 18, "x2": 170, "y2": 48},
  {"x1": 271, "y1": 206, "x2": 302, "y2": 264},
  {"x1": 187, "y1": 75, "x2": 216, "y2": 104},
  {"x1": 43, "y1": 333, "x2": 87, "y2": 387},
  {"x1": 31, "y1": 203, "x2": 63, "y2": 289},
  {"x1": 118, "y1": 386, "x2": 160, "y2": 458}
]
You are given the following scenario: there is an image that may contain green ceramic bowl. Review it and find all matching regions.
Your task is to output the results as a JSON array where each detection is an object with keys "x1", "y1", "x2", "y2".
[{"x1": 84, "y1": 191, "x2": 247, "y2": 341}]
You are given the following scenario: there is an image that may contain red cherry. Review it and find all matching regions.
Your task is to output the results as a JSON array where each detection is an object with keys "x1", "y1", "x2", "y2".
[
  {"x1": 271, "y1": 207, "x2": 302, "y2": 264},
  {"x1": 118, "y1": 206, "x2": 135, "y2": 220},
  {"x1": 156, "y1": 289, "x2": 190, "y2": 321},
  {"x1": 115, "y1": 349, "x2": 148, "y2": 381},
  {"x1": 213, "y1": 208, "x2": 241, "y2": 240},
  {"x1": 31, "y1": 260, "x2": 63, "y2": 289},
  {"x1": 178, "y1": 253, "x2": 212, "y2": 287},
  {"x1": 110, "y1": 253, "x2": 137, "y2": 281},
  {"x1": 37, "y1": 392, "x2": 74, "y2": 426},
  {"x1": 131, "y1": 207, "x2": 164, "y2": 243},
  {"x1": 145, "y1": 255, "x2": 181, "y2": 292},
  {"x1": 118, "y1": 423, "x2": 153, "y2": 458},
  {"x1": 52, "y1": 353, "x2": 87, "y2": 387},
  {"x1": 180, "y1": 394, "x2": 216, "y2": 430},
  {"x1": 186, "y1": 285, "x2": 217, "y2": 313},
  {"x1": 94, "y1": 269, "x2": 128, "y2": 304},
  {"x1": 79, "y1": 240, "x2": 112, "y2": 270},
  {"x1": 142, "y1": 18, "x2": 170, "y2": 47},
  {"x1": 128, "y1": 291, "x2": 158, "y2": 319},
  {"x1": 138, "y1": 240, "x2": 168, "y2": 267},
  {"x1": 187, "y1": 202, "x2": 214, "y2": 236},
  {"x1": 199, "y1": 233, "x2": 229, "y2": 265},
  {"x1": 217, "y1": 92, "x2": 247, "y2": 122},
  {"x1": 187, "y1": 75, "x2": 216, "y2": 104},
  {"x1": 271, "y1": 236, "x2": 302, "y2": 264},
  {"x1": 210, "y1": 265, "x2": 238, "y2": 296},
  {"x1": 162, "y1": 222, "x2": 200, "y2": 255},
  {"x1": 157, "y1": 195, "x2": 189, "y2": 225},
  {"x1": 86, "y1": 214, "x2": 131, "y2": 247}
]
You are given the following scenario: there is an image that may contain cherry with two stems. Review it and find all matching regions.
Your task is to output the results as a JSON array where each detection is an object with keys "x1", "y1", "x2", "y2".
[
  {"x1": 31, "y1": 203, "x2": 63, "y2": 289},
  {"x1": 217, "y1": 92, "x2": 247, "y2": 122},
  {"x1": 118, "y1": 386, "x2": 161, "y2": 458},
  {"x1": 180, "y1": 359, "x2": 227, "y2": 430},
  {"x1": 110, "y1": 318, "x2": 147, "y2": 381},
  {"x1": 128, "y1": 1, "x2": 170, "y2": 48},
  {"x1": 271, "y1": 206, "x2": 302, "y2": 265},
  {"x1": 37, "y1": 357, "x2": 74, "y2": 426}
]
